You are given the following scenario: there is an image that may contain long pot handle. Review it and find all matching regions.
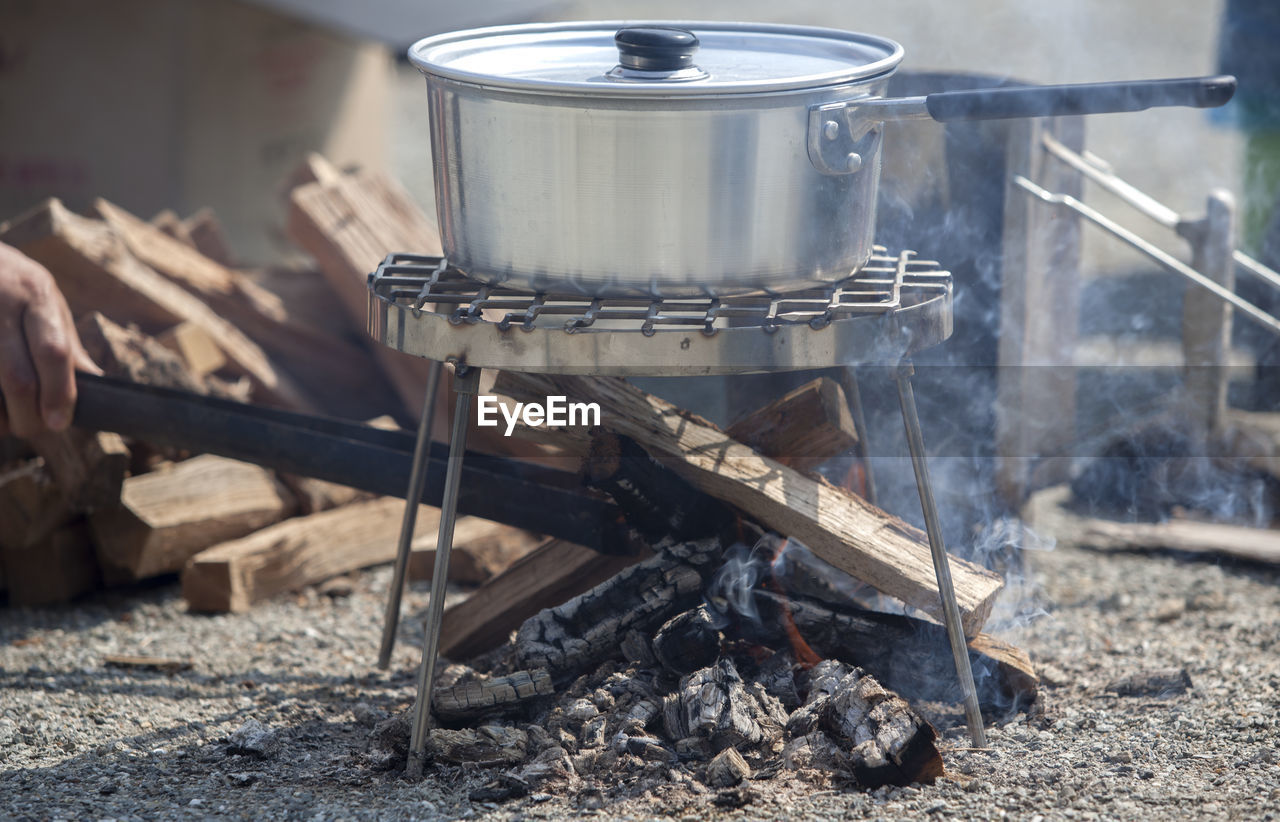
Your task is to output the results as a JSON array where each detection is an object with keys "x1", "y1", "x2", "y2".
[
  {"x1": 922, "y1": 75, "x2": 1236, "y2": 122},
  {"x1": 811, "y1": 75, "x2": 1236, "y2": 175}
]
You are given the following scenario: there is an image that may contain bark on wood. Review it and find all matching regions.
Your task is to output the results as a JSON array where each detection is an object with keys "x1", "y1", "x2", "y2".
[
  {"x1": 28, "y1": 429, "x2": 129, "y2": 512},
  {"x1": 1, "y1": 199, "x2": 307, "y2": 409},
  {"x1": 76, "y1": 312, "x2": 208, "y2": 395},
  {"x1": 747, "y1": 590, "x2": 1038, "y2": 715},
  {"x1": 497, "y1": 372, "x2": 1003, "y2": 636},
  {"x1": 181, "y1": 496, "x2": 437, "y2": 613},
  {"x1": 407, "y1": 517, "x2": 544, "y2": 585},
  {"x1": 91, "y1": 454, "x2": 294, "y2": 584},
  {"x1": 433, "y1": 668, "x2": 555, "y2": 723},
  {"x1": 724, "y1": 377, "x2": 858, "y2": 471},
  {"x1": 438, "y1": 540, "x2": 643, "y2": 662},
  {"x1": 514, "y1": 539, "x2": 722, "y2": 679}
]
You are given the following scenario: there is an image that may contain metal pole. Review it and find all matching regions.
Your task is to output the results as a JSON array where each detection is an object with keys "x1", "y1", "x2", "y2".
[
  {"x1": 406, "y1": 365, "x2": 480, "y2": 778},
  {"x1": 893, "y1": 362, "x2": 987, "y2": 747},
  {"x1": 377, "y1": 359, "x2": 443, "y2": 669},
  {"x1": 836, "y1": 366, "x2": 878, "y2": 506}
]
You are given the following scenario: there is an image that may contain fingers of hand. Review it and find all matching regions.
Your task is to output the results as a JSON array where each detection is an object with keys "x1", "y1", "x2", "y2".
[
  {"x1": 23, "y1": 295, "x2": 77, "y2": 431},
  {"x1": 0, "y1": 313, "x2": 43, "y2": 438}
]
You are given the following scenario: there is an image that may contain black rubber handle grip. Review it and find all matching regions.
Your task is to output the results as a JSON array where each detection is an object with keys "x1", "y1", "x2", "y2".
[
  {"x1": 615, "y1": 26, "x2": 699, "y2": 72},
  {"x1": 924, "y1": 75, "x2": 1237, "y2": 122}
]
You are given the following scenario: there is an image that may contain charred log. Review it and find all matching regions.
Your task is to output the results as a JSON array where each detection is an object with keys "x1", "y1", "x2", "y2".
[
  {"x1": 747, "y1": 589, "x2": 1037, "y2": 716},
  {"x1": 433, "y1": 669, "x2": 555, "y2": 723},
  {"x1": 514, "y1": 539, "x2": 722, "y2": 679},
  {"x1": 652, "y1": 605, "x2": 724, "y2": 676}
]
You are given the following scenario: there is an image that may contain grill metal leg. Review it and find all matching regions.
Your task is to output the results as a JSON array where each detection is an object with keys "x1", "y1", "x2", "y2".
[
  {"x1": 893, "y1": 362, "x2": 988, "y2": 748},
  {"x1": 837, "y1": 366, "x2": 878, "y2": 507},
  {"x1": 406, "y1": 365, "x2": 480, "y2": 778},
  {"x1": 377, "y1": 360, "x2": 443, "y2": 670}
]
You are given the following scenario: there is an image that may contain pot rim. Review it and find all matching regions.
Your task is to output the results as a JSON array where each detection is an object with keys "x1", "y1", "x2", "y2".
[{"x1": 408, "y1": 20, "x2": 905, "y2": 98}]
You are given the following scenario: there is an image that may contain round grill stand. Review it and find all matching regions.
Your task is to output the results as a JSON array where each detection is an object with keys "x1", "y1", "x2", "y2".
[{"x1": 365, "y1": 249, "x2": 987, "y2": 776}]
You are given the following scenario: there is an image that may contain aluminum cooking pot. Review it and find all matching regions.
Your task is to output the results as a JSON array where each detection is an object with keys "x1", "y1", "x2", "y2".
[{"x1": 409, "y1": 21, "x2": 1234, "y2": 297}]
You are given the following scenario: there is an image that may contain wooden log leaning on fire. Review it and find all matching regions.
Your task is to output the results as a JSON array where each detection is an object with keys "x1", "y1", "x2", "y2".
[{"x1": 494, "y1": 371, "x2": 1004, "y2": 636}]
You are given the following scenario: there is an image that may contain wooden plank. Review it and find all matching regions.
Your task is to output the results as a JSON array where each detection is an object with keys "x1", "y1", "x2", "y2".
[
  {"x1": 1, "y1": 199, "x2": 308, "y2": 409},
  {"x1": 181, "y1": 496, "x2": 437, "y2": 613},
  {"x1": 1181, "y1": 192, "x2": 1236, "y2": 433},
  {"x1": 90, "y1": 454, "x2": 295, "y2": 583},
  {"x1": 497, "y1": 373, "x2": 1003, "y2": 636},
  {"x1": 407, "y1": 517, "x2": 545, "y2": 585},
  {"x1": 724, "y1": 376, "x2": 857, "y2": 470},
  {"x1": 439, "y1": 539, "x2": 642, "y2": 662},
  {"x1": 149, "y1": 210, "x2": 196, "y2": 248},
  {"x1": 1024, "y1": 484, "x2": 1280, "y2": 565}
]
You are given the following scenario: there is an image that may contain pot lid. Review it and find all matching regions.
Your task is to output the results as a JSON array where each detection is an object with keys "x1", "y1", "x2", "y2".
[{"x1": 408, "y1": 21, "x2": 904, "y2": 96}]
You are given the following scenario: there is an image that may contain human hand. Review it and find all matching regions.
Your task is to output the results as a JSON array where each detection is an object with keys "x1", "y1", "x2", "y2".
[{"x1": 0, "y1": 241, "x2": 100, "y2": 438}]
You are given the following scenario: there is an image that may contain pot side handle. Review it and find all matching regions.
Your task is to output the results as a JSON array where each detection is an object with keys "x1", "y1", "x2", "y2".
[{"x1": 923, "y1": 75, "x2": 1236, "y2": 122}]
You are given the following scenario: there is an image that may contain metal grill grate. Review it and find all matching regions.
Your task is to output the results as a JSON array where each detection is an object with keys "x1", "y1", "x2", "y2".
[{"x1": 369, "y1": 248, "x2": 950, "y2": 336}]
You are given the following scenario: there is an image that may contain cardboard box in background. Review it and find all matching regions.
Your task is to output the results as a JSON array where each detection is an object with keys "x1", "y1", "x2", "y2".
[{"x1": 0, "y1": 0, "x2": 390, "y2": 264}]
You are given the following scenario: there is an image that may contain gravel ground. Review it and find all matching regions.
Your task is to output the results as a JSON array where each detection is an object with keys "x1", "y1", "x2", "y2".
[{"x1": 3, "y1": 515, "x2": 1279, "y2": 821}]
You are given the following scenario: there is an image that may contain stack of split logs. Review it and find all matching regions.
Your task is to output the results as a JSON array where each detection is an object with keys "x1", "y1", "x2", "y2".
[
  {"x1": 0, "y1": 155, "x2": 541, "y2": 609},
  {"x1": 0, "y1": 155, "x2": 1041, "y2": 796}
]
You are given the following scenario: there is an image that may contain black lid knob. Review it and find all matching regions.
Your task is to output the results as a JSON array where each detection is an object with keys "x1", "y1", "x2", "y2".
[{"x1": 615, "y1": 26, "x2": 699, "y2": 72}]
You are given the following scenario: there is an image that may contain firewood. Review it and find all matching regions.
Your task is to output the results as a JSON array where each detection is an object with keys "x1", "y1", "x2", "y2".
[
  {"x1": 496, "y1": 373, "x2": 1004, "y2": 636},
  {"x1": 0, "y1": 460, "x2": 98, "y2": 605},
  {"x1": 27, "y1": 429, "x2": 129, "y2": 512},
  {"x1": 748, "y1": 590, "x2": 1037, "y2": 714},
  {"x1": 670, "y1": 658, "x2": 787, "y2": 753},
  {"x1": 182, "y1": 496, "x2": 436, "y2": 613},
  {"x1": 90, "y1": 454, "x2": 295, "y2": 584},
  {"x1": 76, "y1": 312, "x2": 207, "y2": 394},
  {"x1": 433, "y1": 669, "x2": 555, "y2": 723},
  {"x1": 103, "y1": 654, "x2": 192, "y2": 673},
  {"x1": 438, "y1": 540, "x2": 642, "y2": 662},
  {"x1": 0, "y1": 519, "x2": 99, "y2": 607},
  {"x1": 287, "y1": 163, "x2": 440, "y2": 417},
  {"x1": 437, "y1": 379, "x2": 867, "y2": 663},
  {"x1": 1, "y1": 199, "x2": 308, "y2": 409},
  {"x1": 1025, "y1": 484, "x2": 1280, "y2": 566},
  {"x1": 783, "y1": 662, "x2": 944, "y2": 788},
  {"x1": 724, "y1": 376, "x2": 858, "y2": 471},
  {"x1": 652, "y1": 604, "x2": 723, "y2": 676},
  {"x1": 275, "y1": 475, "x2": 372, "y2": 515},
  {"x1": 0, "y1": 460, "x2": 74, "y2": 550},
  {"x1": 181, "y1": 208, "x2": 234, "y2": 267},
  {"x1": 407, "y1": 518, "x2": 545, "y2": 585},
  {"x1": 156, "y1": 322, "x2": 226, "y2": 377},
  {"x1": 149, "y1": 210, "x2": 196, "y2": 248},
  {"x1": 513, "y1": 539, "x2": 722, "y2": 679},
  {"x1": 427, "y1": 725, "x2": 529, "y2": 766},
  {"x1": 95, "y1": 198, "x2": 393, "y2": 417}
]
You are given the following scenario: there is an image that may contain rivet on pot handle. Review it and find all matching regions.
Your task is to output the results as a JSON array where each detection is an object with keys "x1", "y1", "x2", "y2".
[{"x1": 808, "y1": 75, "x2": 1236, "y2": 176}]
